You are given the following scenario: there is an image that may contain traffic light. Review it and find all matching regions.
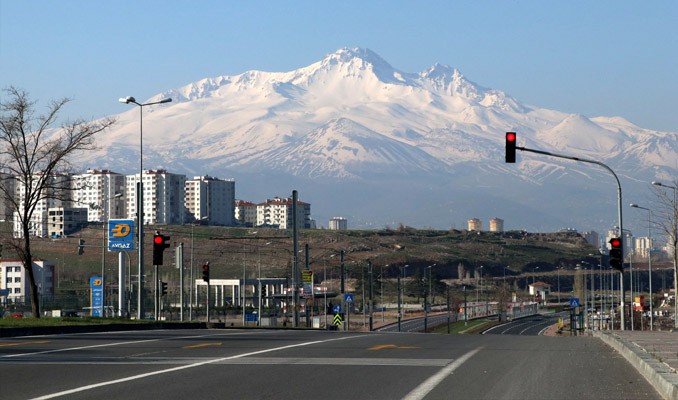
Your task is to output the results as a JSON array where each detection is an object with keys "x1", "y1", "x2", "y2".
[
  {"x1": 202, "y1": 263, "x2": 210, "y2": 283},
  {"x1": 505, "y1": 131, "x2": 516, "y2": 163},
  {"x1": 161, "y1": 281, "x2": 168, "y2": 296},
  {"x1": 609, "y1": 237, "x2": 623, "y2": 272},
  {"x1": 77, "y1": 239, "x2": 85, "y2": 255},
  {"x1": 261, "y1": 285, "x2": 267, "y2": 298},
  {"x1": 152, "y1": 231, "x2": 171, "y2": 265}
]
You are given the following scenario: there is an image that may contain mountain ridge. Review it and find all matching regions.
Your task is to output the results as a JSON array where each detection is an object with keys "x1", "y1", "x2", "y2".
[{"x1": 81, "y1": 47, "x2": 677, "y2": 231}]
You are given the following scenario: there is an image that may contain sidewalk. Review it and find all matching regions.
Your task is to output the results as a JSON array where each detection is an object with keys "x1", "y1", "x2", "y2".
[{"x1": 594, "y1": 330, "x2": 678, "y2": 400}]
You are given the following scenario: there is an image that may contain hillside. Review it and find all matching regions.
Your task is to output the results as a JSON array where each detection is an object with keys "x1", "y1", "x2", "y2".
[{"x1": 24, "y1": 225, "x2": 597, "y2": 287}]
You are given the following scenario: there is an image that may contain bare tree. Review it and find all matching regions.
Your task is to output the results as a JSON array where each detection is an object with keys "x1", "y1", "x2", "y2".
[
  {"x1": 651, "y1": 179, "x2": 678, "y2": 328},
  {"x1": 0, "y1": 87, "x2": 115, "y2": 318}
]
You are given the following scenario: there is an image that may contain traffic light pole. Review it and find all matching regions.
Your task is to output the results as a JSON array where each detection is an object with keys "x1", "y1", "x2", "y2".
[{"x1": 517, "y1": 146, "x2": 625, "y2": 330}]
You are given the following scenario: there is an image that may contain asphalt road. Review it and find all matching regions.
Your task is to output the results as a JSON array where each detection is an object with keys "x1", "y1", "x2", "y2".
[
  {"x1": 484, "y1": 313, "x2": 566, "y2": 335},
  {"x1": 0, "y1": 329, "x2": 661, "y2": 400}
]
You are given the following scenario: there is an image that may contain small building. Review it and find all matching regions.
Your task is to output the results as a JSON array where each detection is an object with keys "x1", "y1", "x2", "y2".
[{"x1": 528, "y1": 282, "x2": 551, "y2": 304}]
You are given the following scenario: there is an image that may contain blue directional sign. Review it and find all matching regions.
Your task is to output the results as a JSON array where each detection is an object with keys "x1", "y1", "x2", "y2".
[
  {"x1": 569, "y1": 297, "x2": 580, "y2": 308},
  {"x1": 333, "y1": 304, "x2": 342, "y2": 314},
  {"x1": 108, "y1": 219, "x2": 135, "y2": 251},
  {"x1": 344, "y1": 293, "x2": 354, "y2": 304}
]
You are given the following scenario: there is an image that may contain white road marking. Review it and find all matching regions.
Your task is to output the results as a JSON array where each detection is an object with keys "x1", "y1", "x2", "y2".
[
  {"x1": 401, "y1": 347, "x2": 482, "y2": 400},
  {"x1": 1, "y1": 330, "x2": 264, "y2": 359},
  {"x1": 29, "y1": 334, "x2": 362, "y2": 400}
]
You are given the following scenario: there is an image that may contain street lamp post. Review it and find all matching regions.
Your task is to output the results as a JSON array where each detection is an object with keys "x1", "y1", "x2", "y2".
[
  {"x1": 119, "y1": 96, "x2": 172, "y2": 320},
  {"x1": 631, "y1": 203, "x2": 654, "y2": 330},
  {"x1": 652, "y1": 181, "x2": 678, "y2": 328}
]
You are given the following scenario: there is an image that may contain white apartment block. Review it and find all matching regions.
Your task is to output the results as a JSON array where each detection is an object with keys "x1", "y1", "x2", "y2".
[
  {"x1": 13, "y1": 174, "x2": 71, "y2": 238},
  {"x1": 329, "y1": 217, "x2": 348, "y2": 230},
  {"x1": 234, "y1": 200, "x2": 258, "y2": 227},
  {"x1": 633, "y1": 237, "x2": 652, "y2": 259},
  {"x1": 467, "y1": 218, "x2": 482, "y2": 231},
  {"x1": 0, "y1": 259, "x2": 54, "y2": 305},
  {"x1": 125, "y1": 170, "x2": 187, "y2": 225},
  {"x1": 256, "y1": 197, "x2": 312, "y2": 229},
  {"x1": 185, "y1": 176, "x2": 235, "y2": 226},
  {"x1": 71, "y1": 169, "x2": 126, "y2": 222},
  {"x1": 489, "y1": 218, "x2": 504, "y2": 232}
]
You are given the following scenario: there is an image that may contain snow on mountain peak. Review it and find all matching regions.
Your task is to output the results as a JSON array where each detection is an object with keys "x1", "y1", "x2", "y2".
[{"x1": 89, "y1": 47, "x2": 677, "y2": 231}]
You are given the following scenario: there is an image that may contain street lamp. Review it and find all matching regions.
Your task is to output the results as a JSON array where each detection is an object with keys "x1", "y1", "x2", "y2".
[
  {"x1": 652, "y1": 181, "x2": 678, "y2": 328},
  {"x1": 119, "y1": 95, "x2": 172, "y2": 320},
  {"x1": 631, "y1": 203, "x2": 654, "y2": 330}
]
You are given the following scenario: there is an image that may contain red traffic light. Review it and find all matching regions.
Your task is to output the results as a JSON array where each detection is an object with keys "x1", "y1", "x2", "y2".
[
  {"x1": 154, "y1": 235, "x2": 163, "y2": 245},
  {"x1": 610, "y1": 238, "x2": 622, "y2": 248},
  {"x1": 505, "y1": 131, "x2": 517, "y2": 163}
]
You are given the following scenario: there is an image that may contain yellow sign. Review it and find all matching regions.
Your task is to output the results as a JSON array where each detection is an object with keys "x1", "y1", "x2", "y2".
[
  {"x1": 110, "y1": 223, "x2": 131, "y2": 237},
  {"x1": 333, "y1": 313, "x2": 343, "y2": 326}
]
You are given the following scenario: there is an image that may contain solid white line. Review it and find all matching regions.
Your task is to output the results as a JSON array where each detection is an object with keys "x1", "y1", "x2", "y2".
[
  {"x1": 401, "y1": 347, "x2": 482, "y2": 400},
  {"x1": 30, "y1": 335, "x2": 362, "y2": 400}
]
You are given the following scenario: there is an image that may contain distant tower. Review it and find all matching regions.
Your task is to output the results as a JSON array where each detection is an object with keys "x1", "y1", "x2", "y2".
[
  {"x1": 489, "y1": 218, "x2": 504, "y2": 232},
  {"x1": 329, "y1": 217, "x2": 348, "y2": 230},
  {"x1": 467, "y1": 218, "x2": 482, "y2": 231}
]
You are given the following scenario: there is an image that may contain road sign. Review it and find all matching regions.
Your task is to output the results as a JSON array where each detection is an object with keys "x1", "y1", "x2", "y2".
[
  {"x1": 108, "y1": 219, "x2": 135, "y2": 251},
  {"x1": 90, "y1": 276, "x2": 103, "y2": 317},
  {"x1": 333, "y1": 304, "x2": 342, "y2": 314},
  {"x1": 344, "y1": 293, "x2": 354, "y2": 303},
  {"x1": 333, "y1": 313, "x2": 343, "y2": 326},
  {"x1": 569, "y1": 298, "x2": 580, "y2": 308}
]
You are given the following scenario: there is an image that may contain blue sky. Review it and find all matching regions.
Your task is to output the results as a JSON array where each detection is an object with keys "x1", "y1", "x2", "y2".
[{"x1": 1, "y1": 1, "x2": 676, "y2": 131}]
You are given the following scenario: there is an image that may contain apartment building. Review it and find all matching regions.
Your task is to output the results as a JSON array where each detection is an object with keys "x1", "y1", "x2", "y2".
[
  {"x1": 125, "y1": 170, "x2": 187, "y2": 225},
  {"x1": 71, "y1": 169, "x2": 126, "y2": 222},
  {"x1": 256, "y1": 197, "x2": 312, "y2": 229},
  {"x1": 185, "y1": 176, "x2": 235, "y2": 225},
  {"x1": 329, "y1": 217, "x2": 348, "y2": 230},
  {"x1": 489, "y1": 218, "x2": 504, "y2": 232},
  {"x1": 234, "y1": 200, "x2": 258, "y2": 227},
  {"x1": 0, "y1": 259, "x2": 54, "y2": 305},
  {"x1": 467, "y1": 218, "x2": 482, "y2": 231},
  {"x1": 0, "y1": 172, "x2": 16, "y2": 222},
  {"x1": 13, "y1": 174, "x2": 71, "y2": 238}
]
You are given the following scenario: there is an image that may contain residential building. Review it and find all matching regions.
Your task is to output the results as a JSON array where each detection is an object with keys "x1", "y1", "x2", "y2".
[
  {"x1": 13, "y1": 173, "x2": 71, "y2": 238},
  {"x1": 467, "y1": 218, "x2": 482, "y2": 231},
  {"x1": 234, "y1": 200, "x2": 258, "y2": 227},
  {"x1": 125, "y1": 170, "x2": 187, "y2": 225},
  {"x1": 633, "y1": 237, "x2": 652, "y2": 259},
  {"x1": 185, "y1": 176, "x2": 235, "y2": 225},
  {"x1": 581, "y1": 231, "x2": 600, "y2": 248},
  {"x1": 256, "y1": 197, "x2": 312, "y2": 229},
  {"x1": 329, "y1": 217, "x2": 348, "y2": 230},
  {"x1": 71, "y1": 169, "x2": 126, "y2": 222},
  {"x1": 0, "y1": 172, "x2": 16, "y2": 222},
  {"x1": 489, "y1": 218, "x2": 504, "y2": 232},
  {"x1": 46, "y1": 207, "x2": 88, "y2": 238},
  {"x1": 0, "y1": 259, "x2": 54, "y2": 305}
]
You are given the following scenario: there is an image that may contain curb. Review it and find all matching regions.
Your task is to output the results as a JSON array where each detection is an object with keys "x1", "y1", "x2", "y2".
[{"x1": 594, "y1": 331, "x2": 678, "y2": 400}]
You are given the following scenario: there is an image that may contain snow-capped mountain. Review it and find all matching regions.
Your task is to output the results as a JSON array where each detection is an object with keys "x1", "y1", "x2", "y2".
[{"x1": 84, "y1": 47, "x2": 678, "y2": 232}]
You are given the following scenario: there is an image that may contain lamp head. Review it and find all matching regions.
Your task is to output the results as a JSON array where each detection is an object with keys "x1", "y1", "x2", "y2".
[
  {"x1": 630, "y1": 203, "x2": 638, "y2": 208},
  {"x1": 119, "y1": 96, "x2": 136, "y2": 104}
]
